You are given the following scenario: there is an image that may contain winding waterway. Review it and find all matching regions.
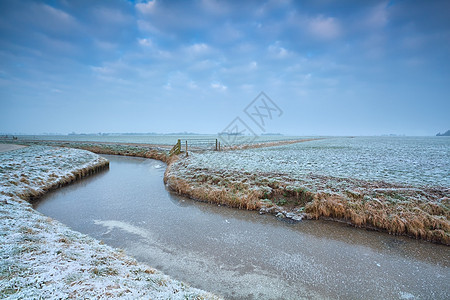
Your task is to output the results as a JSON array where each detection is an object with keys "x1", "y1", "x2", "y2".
[{"x1": 35, "y1": 155, "x2": 449, "y2": 299}]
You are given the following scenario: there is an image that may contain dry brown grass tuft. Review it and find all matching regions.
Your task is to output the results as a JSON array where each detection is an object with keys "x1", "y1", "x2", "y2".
[
  {"x1": 165, "y1": 175, "x2": 262, "y2": 210},
  {"x1": 305, "y1": 195, "x2": 449, "y2": 245},
  {"x1": 163, "y1": 154, "x2": 449, "y2": 245}
]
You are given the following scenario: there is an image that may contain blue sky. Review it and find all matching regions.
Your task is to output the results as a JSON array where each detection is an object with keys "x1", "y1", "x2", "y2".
[{"x1": 0, "y1": 0, "x2": 449, "y2": 136}]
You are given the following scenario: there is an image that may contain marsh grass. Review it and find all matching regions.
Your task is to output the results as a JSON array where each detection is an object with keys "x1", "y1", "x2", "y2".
[{"x1": 305, "y1": 194, "x2": 449, "y2": 244}]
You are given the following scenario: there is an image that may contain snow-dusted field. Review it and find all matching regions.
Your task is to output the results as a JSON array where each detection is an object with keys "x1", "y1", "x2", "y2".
[
  {"x1": 185, "y1": 137, "x2": 450, "y2": 188},
  {"x1": 167, "y1": 137, "x2": 449, "y2": 243},
  {"x1": 0, "y1": 144, "x2": 25, "y2": 153},
  {"x1": 15, "y1": 134, "x2": 305, "y2": 146},
  {"x1": 0, "y1": 146, "x2": 218, "y2": 299}
]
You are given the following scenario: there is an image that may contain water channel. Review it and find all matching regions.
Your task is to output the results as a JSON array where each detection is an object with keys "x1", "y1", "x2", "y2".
[{"x1": 35, "y1": 155, "x2": 449, "y2": 299}]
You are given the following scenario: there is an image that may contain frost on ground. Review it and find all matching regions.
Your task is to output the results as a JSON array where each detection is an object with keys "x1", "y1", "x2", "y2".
[
  {"x1": 186, "y1": 137, "x2": 450, "y2": 187},
  {"x1": 0, "y1": 146, "x2": 219, "y2": 299},
  {"x1": 1, "y1": 140, "x2": 171, "y2": 163},
  {"x1": 165, "y1": 137, "x2": 450, "y2": 244}
]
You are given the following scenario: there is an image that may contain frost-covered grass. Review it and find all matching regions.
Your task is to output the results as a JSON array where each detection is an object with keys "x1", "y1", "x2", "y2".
[
  {"x1": 8, "y1": 134, "x2": 308, "y2": 145},
  {"x1": 166, "y1": 137, "x2": 450, "y2": 244},
  {"x1": 0, "y1": 146, "x2": 219, "y2": 299},
  {"x1": 0, "y1": 146, "x2": 108, "y2": 200},
  {"x1": 185, "y1": 137, "x2": 450, "y2": 188},
  {"x1": 222, "y1": 138, "x2": 317, "y2": 151},
  {"x1": 1, "y1": 140, "x2": 171, "y2": 163}
]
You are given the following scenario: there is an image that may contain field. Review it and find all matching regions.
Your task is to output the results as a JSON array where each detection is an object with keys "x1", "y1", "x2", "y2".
[
  {"x1": 10, "y1": 134, "x2": 308, "y2": 146},
  {"x1": 165, "y1": 137, "x2": 450, "y2": 244},
  {"x1": 183, "y1": 137, "x2": 450, "y2": 187}
]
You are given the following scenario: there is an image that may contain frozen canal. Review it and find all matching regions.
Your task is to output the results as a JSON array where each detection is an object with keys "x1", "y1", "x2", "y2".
[{"x1": 35, "y1": 155, "x2": 449, "y2": 299}]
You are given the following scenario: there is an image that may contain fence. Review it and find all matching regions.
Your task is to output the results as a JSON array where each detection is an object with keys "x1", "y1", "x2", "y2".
[{"x1": 169, "y1": 139, "x2": 221, "y2": 156}]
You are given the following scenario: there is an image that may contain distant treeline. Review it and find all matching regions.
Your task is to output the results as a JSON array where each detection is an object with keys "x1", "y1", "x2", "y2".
[{"x1": 436, "y1": 130, "x2": 450, "y2": 136}]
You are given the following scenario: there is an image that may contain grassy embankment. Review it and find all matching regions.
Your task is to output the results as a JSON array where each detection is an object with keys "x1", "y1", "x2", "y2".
[
  {"x1": 17, "y1": 159, "x2": 108, "y2": 202},
  {"x1": 1, "y1": 140, "x2": 172, "y2": 163},
  {"x1": 164, "y1": 155, "x2": 449, "y2": 246}
]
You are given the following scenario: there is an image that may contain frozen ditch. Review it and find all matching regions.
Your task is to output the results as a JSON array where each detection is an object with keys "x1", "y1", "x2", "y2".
[{"x1": 35, "y1": 154, "x2": 450, "y2": 299}]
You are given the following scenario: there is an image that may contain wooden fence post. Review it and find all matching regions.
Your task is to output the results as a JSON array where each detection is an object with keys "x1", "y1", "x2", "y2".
[
  {"x1": 218, "y1": 141, "x2": 221, "y2": 151},
  {"x1": 185, "y1": 140, "x2": 188, "y2": 157},
  {"x1": 215, "y1": 139, "x2": 218, "y2": 151}
]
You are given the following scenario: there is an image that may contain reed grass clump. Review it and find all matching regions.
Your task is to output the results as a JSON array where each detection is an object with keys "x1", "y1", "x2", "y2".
[{"x1": 304, "y1": 192, "x2": 449, "y2": 244}]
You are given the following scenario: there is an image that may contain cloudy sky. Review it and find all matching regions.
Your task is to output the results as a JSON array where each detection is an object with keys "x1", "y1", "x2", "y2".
[{"x1": 1, "y1": 0, "x2": 449, "y2": 136}]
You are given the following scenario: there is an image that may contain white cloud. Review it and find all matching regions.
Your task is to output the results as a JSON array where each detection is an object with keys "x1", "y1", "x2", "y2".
[
  {"x1": 214, "y1": 23, "x2": 242, "y2": 43},
  {"x1": 218, "y1": 60, "x2": 258, "y2": 76},
  {"x1": 268, "y1": 42, "x2": 291, "y2": 58},
  {"x1": 91, "y1": 65, "x2": 113, "y2": 75},
  {"x1": 307, "y1": 15, "x2": 341, "y2": 40},
  {"x1": 90, "y1": 60, "x2": 138, "y2": 85},
  {"x1": 28, "y1": 3, "x2": 80, "y2": 35},
  {"x1": 232, "y1": 42, "x2": 257, "y2": 54},
  {"x1": 362, "y1": 34, "x2": 386, "y2": 59},
  {"x1": 138, "y1": 38, "x2": 152, "y2": 47},
  {"x1": 185, "y1": 43, "x2": 211, "y2": 56},
  {"x1": 94, "y1": 40, "x2": 117, "y2": 51},
  {"x1": 188, "y1": 81, "x2": 198, "y2": 89},
  {"x1": 93, "y1": 7, "x2": 131, "y2": 26},
  {"x1": 136, "y1": 0, "x2": 157, "y2": 15},
  {"x1": 136, "y1": 19, "x2": 169, "y2": 38},
  {"x1": 36, "y1": 33, "x2": 79, "y2": 56},
  {"x1": 41, "y1": 4, "x2": 75, "y2": 26},
  {"x1": 163, "y1": 71, "x2": 200, "y2": 91},
  {"x1": 189, "y1": 43, "x2": 209, "y2": 52},
  {"x1": 211, "y1": 82, "x2": 227, "y2": 91},
  {"x1": 366, "y1": 2, "x2": 388, "y2": 28},
  {"x1": 239, "y1": 84, "x2": 255, "y2": 91},
  {"x1": 403, "y1": 57, "x2": 425, "y2": 68},
  {"x1": 163, "y1": 82, "x2": 172, "y2": 90},
  {"x1": 200, "y1": 0, "x2": 230, "y2": 15},
  {"x1": 255, "y1": 0, "x2": 291, "y2": 17},
  {"x1": 189, "y1": 59, "x2": 220, "y2": 71}
]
